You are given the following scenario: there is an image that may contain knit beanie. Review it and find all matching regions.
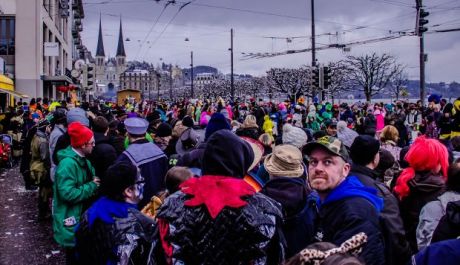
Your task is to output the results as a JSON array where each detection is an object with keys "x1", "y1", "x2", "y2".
[
  {"x1": 182, "y1": 116, "x2": 194, "y2": 128},
  {"x1": 68, "y1": 122, "x2": 94, "y2": 148},
  {"x1": 156, "y1": 122, "x2": 172, "y2": 137},
  {"x1": 102, "y1": 161, "x2": 138, "y2": 199},
  {"x1": 67, "y1": 107, "x2": 89, "y2": 127},
  {"x1": 282, "y1": 124, "x2": 308, "y2": 149},
  {"x1": 205, "y1": 113, "x2": 231, "y2": 140},
  {"x1": 350, "y1": 135, "x2": 380, "y2": 166}
]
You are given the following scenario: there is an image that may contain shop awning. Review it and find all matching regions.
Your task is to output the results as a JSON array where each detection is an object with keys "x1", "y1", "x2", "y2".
[
  {"x1": 42, "y1": 75, "x2": 73, "y2": 85},
  {"x1": 0, "y1": 74, "x2": 14, "y2": 91},
  {"x1": 0, "y1": 88, "x2": 29, "y2": 98}
]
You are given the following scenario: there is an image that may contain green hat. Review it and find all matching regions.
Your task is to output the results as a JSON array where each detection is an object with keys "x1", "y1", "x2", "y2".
[{"x1": 302, "y1": 135, "x2": 350, "y2": 161}]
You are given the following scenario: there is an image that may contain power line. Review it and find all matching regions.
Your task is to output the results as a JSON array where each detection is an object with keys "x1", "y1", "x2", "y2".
[
  {"x1": 135, "y1": 4, "x2": 169, "y2": 60},
  {"x1": 142, "y1": 1, "x2": 194, "y2": 57},
  {"x1": 367, "y1": 0, "x2": 414, "y2": 8},
  {"x1": 242, "y1": 33, "x2": 410, "y2": 60}
]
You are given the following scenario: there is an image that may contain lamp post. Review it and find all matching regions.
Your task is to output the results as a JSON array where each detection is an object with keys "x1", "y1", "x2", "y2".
[
  {"x1": 190, "y1": 51, "x2": 194, "y2": 98},
  {"x1": 156, "y1": 72, "x2": 161, "y2": 101}
]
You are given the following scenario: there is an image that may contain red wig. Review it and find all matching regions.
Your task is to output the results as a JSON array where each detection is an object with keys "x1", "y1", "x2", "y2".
[{"x1": 394, "y1": 136, "x2": 449, "y2": 200}]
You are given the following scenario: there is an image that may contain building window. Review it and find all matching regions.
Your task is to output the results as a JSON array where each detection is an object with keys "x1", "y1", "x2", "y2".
[{"x1": 0, "y1": 17, "x2": 14, "y2": 56}]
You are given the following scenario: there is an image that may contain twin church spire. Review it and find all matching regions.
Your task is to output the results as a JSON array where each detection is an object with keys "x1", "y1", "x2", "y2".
[{"x1": 95, "y1": 14, "x2": 126, "y2": 59}]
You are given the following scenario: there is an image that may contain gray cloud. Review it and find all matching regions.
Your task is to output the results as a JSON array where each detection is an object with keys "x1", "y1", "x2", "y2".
[{"x1": 81, "y1": 0, "x2": 460, "y2": 82}]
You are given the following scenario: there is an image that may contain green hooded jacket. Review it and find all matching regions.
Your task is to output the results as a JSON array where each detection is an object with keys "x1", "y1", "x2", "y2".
[{"x1": 52, "y1": 146, "x2": 98, "y2": 247}]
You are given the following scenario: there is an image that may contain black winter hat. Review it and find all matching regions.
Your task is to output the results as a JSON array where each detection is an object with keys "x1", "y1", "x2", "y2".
[
  {"x1": 102, "y1": 161, "x2": 138, "y2": 200},
  {"x1": 182, "y1": 115, "x2": 194, "y2": 128},
  {"x1": 202, "y1": 130, "x2": 254, "y2": 179},
  {"x1": 350, "y1": 135, "x2": 380, "y2": 166},
  {"x1": 156, "y1": 122, "x2": 172, "y2": 137}
]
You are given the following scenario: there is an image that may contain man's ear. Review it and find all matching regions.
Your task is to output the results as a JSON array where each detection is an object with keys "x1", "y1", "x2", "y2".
[
  {"x1": 123, "y1": 186, "x2": 135, "y2": 200},
  {"x1": 373, "y1": 152, "x2": 380, "y2": 168},
  {"x1": 342, "y1": 161, "x2": 351, "y2": 177}
]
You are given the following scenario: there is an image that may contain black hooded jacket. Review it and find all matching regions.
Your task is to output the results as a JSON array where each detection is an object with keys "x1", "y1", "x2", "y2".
[
  {"x1": 350, "y1": 164, "x2": 412, "y2": 265},
  {"x1": 155, "y1": 130, "x2": 285, "y2": 264},
  {"x1": 399, "y1": 171, "x2": 445, "y2": 252},
  {"x1": 262, "y1": 177, "x2": 317, "y2": 259},
  {"x1": 88, "y1": 132, "x2": 117, "y2": 181},
  {"x1": 202, "y1": 130, "x2": 254, "y2": 179},
  {"x1": 432, "y1": 200, "x2": 460, "y2": 243}
]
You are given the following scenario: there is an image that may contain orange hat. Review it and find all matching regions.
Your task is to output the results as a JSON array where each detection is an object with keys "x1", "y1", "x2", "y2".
[{"x1": 68, "y1": 122, "x2": 93, "y2": 148}]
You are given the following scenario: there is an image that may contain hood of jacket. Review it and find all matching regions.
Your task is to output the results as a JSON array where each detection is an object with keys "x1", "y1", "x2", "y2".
[
  {"x1": 438, "y1": 191, "x2": 460, "y2": 212},
  {"x1": 409, "y1": 171, "x2": 445, "y2": 194},
  {"x1": 320, "y1": 176, "x2": 384, "y2": 213},
  {"x1": 446, "y1": 200, "x2": 460, "y2": 225},
  {"x1": 86, "y1": 196, "x2": 137, "y2": 227},
  {"x1": 262, "y1": 177, "x2": 308, "y2": 217},
  {"x1": 93, "y1": 132, "x2": 111, "y2": 145},
  {"x1": 202, "y1": 130, "x2": 254, "y2": 179},
  {"x1": 350, "y1": 163, "x2": 380, "y2": 181},
  {"x1": 56, "y1": 145, "x2": 86, "y2": 166}
]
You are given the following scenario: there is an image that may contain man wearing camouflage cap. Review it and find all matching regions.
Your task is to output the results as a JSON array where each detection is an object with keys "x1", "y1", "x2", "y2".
[{"x1": 303, "y1": 136, "x2": 385, "y2": 265}]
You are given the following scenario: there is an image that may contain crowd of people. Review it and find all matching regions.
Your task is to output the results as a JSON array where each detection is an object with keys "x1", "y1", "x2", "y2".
[{"x1": 1, "y1": 93, "x2": 460, "y2": 265}]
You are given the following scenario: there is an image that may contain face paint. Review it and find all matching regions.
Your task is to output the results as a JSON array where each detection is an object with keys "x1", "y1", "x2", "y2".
[{"x1": 134, "y1": 173, "x2": 145, "y2": 202}]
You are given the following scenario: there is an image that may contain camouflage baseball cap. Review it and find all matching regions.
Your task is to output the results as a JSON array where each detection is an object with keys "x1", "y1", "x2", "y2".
[{"x1": 302, "y1": 135, "x2": 350, "y2": 161}]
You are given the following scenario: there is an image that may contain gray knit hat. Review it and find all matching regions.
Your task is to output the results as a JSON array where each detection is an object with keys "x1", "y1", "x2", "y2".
[{"x1": 66, "y1": 107, "x2": 89, "y2": 127}]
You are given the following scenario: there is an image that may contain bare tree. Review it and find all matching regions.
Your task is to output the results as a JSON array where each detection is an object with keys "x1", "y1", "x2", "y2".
[
  {"x1": 324, "y1": 61, "x2": 353, "y2": 102},
  {"x1": 201, "y1": 79, "x2": 230, "y2": 99},
  {"x1": 389, "y1": 65, "x2": 408, "y2": 100},
  {"x1": 266, "y1": 67, "x2": 312, "y2": 102},
  {"x1": 344, "y1": 53, "x2": 401, "y2": 102}
]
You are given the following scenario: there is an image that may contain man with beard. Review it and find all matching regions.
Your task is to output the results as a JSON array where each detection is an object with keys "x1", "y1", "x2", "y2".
[{"x1": 302, "y1": 136, "x2": 385, "y2": 265}]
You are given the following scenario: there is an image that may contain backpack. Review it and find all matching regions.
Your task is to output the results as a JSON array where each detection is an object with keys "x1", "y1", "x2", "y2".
[{"x1": 374, "y1": 182, "x2": 412, "y2": 265}]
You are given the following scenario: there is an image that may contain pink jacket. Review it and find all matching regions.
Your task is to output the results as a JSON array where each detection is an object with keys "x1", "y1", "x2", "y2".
[
  {"x1": 200, "y1": 111, "x2": 210, "y2": 126},
  {"x1": 374, "y1": 109, "x2": 385, "y2": 132}
]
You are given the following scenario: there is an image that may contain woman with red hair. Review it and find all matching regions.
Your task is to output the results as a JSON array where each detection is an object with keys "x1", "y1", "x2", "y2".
[{"x1": 394, "y1": 136, "x2": 449, "y2": 252}]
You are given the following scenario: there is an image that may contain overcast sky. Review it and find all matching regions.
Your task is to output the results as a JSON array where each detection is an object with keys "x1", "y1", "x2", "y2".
[{"x1": 81, "y1": 0, "x2": 460, "y2": 82}]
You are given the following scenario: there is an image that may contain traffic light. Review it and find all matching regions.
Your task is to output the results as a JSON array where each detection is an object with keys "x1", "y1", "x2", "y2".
[
  {"x1": 81, "y1": 64, "x2": 88, "y2": 90},
  {"x1": 323, "y1": 66, "x2": 332, "y2": 90},
  {"x1": 311, "y1": 67, "x2": 320, "y2": 88},
  {"x1": 87, "y1": 63, "x2": 95, "y2": 90},
  {"x1": 417, "y1": 8, "x2": 429, "y2": 36}
]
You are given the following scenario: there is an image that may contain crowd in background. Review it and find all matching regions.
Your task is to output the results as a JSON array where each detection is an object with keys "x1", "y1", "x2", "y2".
[{"x1": 0, "y1": 93, "x2": 459, "y2": 265}]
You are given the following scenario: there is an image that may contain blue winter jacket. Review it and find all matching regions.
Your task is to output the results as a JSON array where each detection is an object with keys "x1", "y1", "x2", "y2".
[
  {"x1": 315, "y1": 176, "x2": 385, "y2": 265},
  {"x1": 411, "y1": 239, "x2": 460, "y2": 265}
]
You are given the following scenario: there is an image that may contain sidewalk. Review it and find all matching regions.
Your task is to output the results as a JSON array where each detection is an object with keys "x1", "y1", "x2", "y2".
[{"x1": 0, "y1": 166, "x2": 65, "y2": 265}]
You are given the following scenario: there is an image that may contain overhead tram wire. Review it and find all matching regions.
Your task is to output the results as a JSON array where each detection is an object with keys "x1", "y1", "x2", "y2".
[
  {"x1": 241, "y1": 33, "x2": 409, "y2": 60},
  {"x1": 85, "y1": 1, "x2": 420, "y2": 42},
  {"x1": 135, "y1": 3, "x2": 169, "y2": 60},
  {"x1": 141, "y1": 1, "x2": 194, "y2": 58}
]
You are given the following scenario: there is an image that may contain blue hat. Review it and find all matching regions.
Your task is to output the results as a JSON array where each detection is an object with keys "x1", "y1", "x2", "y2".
[
  {"x1": 205, "y1": 113, "x2": 231, "y2": 140},
  {"x1": 428, "y1": 94, "x2": 442, "y2": 104},
  {"x1": 67, "y1": 107, "x2": 89, "y2": 127},
  {"x1": 124, "y1": 117, "x2": 149, "y2": 135}
]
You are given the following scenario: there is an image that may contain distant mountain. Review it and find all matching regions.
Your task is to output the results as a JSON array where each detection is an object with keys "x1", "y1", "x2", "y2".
[
  {"x1": 182, "y1": 65, "x2": 218, "y2": 80},
  {"x1": 337, "y1": 80, "x2": 460, "y2": 100}
]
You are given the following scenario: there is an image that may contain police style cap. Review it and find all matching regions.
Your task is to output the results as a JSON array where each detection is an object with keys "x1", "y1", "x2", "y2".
[{"x1": 124, "y1": 117, "x2": 149, "y2": 135}]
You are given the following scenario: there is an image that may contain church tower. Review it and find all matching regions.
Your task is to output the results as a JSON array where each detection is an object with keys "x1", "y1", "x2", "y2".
[
  {"x1": 95, "y1": 14, "x2": 106, "y2": 84},
  {"x1": 115, "y1": 17, "x2": 127, "y2": 77}
]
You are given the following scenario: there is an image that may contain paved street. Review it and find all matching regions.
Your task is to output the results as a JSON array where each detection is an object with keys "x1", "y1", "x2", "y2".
[{"x1": 0, "y1": 166, "x2": 65, "y2": 265}]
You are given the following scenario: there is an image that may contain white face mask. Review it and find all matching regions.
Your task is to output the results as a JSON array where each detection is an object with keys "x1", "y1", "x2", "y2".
[
  {"x1": 133, "y1": 173, "x2": 145, "y2": 202},
  {"x1": 134, "y1": 183, "x2": 144, "y2": 201}
]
